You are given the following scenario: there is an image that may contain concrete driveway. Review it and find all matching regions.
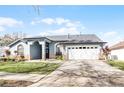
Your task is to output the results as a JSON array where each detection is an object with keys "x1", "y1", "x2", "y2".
[{"x1": 30, "y1": 60, "x2": 124, "y2": 87}]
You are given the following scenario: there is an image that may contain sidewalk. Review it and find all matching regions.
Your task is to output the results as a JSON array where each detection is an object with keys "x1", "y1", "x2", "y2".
[{"x1": 0, "y1": 72, "x2": 46, "y2": 82}]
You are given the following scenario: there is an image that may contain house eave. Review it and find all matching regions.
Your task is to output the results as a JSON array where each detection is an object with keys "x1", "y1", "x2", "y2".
[
  {"x1": 8, "y1": 39, "x2": 21, "y2": 48},
  {"x1": 58, "y1": 42, "x2": 107, "y2": 44}
]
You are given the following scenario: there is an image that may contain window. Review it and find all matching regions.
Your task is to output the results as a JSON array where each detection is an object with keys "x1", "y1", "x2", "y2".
[
  {"x1": 76, "y1": 47, "x2": 78, "y2": 49},
  {"x1": 79, "y1": 47, "x2": 82, "y2": 49},
  {"x1": 17, "y1": 44, "x2": 24, "y2": 56},
  {"x1": 91, "y1": 47, "x2": 93, "y2": 49},
  {"x1": 87, "y1": 47, "x2": 89, "y2": 49},
  {"x1": 83, "y1": 47, "x2": 86, "y2": 49},
  {"x1": 72, "y1": 47, "x2": 74, "y2": 49},
  {"x1": 95, "y1": 47, "x2": 98, "y2": 49}
]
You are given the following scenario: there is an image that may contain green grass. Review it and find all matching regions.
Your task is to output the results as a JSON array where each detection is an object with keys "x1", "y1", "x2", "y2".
[
  {"x1": 108, "y1": 60, "x2": 124, "y2": 70},
  {"x1": 0, "y1": 62, "x2": 60, "y2": 74}
]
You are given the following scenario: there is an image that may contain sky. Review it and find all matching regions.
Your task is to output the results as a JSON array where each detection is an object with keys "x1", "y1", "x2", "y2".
[{"x1": 0, "y1": 5, "x2": 124, "y2": 46}]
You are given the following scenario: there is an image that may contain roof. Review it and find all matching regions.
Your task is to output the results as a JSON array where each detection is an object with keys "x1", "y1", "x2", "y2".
[
  {"x1": 110, "y1": 41, "x2": 124, "y2": 50},
  {"x1": 8, "y1": 39, "x2": 21, "y2": 47},
  {"x1": 23, "y1": 37, "x2": 47, "y2": 41},
  {"x1": 46, "y1": 34, "x2": 104, "y2": 42},
  {"x1": 8, "y1": 34, "x2": 106, "y2": 47}
]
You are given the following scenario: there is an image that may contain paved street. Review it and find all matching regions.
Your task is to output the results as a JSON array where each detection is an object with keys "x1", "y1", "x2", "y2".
[{"x1": 30, "y1": 60, "x2": 124, "y2": 87}]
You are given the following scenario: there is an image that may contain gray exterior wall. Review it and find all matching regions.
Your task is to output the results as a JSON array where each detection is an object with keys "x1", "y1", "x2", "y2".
[
  {"x1": 9, "y1": 39, "x2": 56, "y2": 60},
  {"x1": 9, "y1": 36, "x2": 104, "y2": 60},
  {"x1": 49, "y1": 42, "x2": 55, "y2": 59},
  {"x1": 30, "y1": 43, "x2": 42, "y2": 59},
  {"x1": 9, "y1": 41, "x2": 30, "y2": 59}
]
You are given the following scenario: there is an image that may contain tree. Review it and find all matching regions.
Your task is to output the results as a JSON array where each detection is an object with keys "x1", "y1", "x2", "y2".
[
  {"x1": 0, "y1": 32, "x2": 27, "y2": 47},
  {"x1": 102, "y1": 46, "x2": 110, "y2": 60}
]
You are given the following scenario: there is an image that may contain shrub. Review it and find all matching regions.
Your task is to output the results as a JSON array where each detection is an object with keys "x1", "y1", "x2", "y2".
[
  {"x1": 20, "y1": 55, "x2": 25, "y2": 61},
  {"x1": 55, "y1": 55, "x2": 64, "y2": 60},
  {"x1": 15, "y1": 55, "x2": 25, "y2": 62},
  {"x1": 0, "y1": 57, "x2": 15, "y2": 62},
  {"x1": 5, "y1": 50, "x2": 11, "y2": 57}
]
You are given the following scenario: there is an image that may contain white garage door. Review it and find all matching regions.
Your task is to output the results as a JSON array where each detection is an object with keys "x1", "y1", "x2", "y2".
[{"x1": 68, "y1": 46, "x2": 100, "y2": 60}]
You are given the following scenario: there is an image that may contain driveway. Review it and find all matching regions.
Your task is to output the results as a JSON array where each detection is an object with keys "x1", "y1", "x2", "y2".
[{"x1": 29, "y1": 60, "x2": 124, "y2": 87}]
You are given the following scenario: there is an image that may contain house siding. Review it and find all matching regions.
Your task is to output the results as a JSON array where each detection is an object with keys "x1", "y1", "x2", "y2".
[
  {"x1": 111, "y1": 49, "x2": 124, "y2": 61},
  {"x1": 8, "y1": 35, "x2": 105, "y2": 60},
  {"x1": 49, "y1": 42, "x2": 55, "y2": 59},
  {"x1": 9, "y1": 42, "x2": 30, "y2": 59}
]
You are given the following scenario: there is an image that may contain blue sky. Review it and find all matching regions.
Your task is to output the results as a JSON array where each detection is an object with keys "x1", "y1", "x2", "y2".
[{"x1": 0, "y1": 5, "x2": 124, "y2": 45}]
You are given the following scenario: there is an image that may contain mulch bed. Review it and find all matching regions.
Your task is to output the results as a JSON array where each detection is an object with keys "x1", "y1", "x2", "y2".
[{"x1": 0, "y1": 79, "x2": 33, "y2": 87}]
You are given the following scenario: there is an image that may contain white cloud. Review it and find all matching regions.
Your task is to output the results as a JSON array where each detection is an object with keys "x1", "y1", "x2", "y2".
[
  {"x1": 103, "y1": 31, "x2": 117, "y2": 37},
  {"x1": 30, "y1": 21, "x2": 36, "y2": 25},
  {"x1": 50, "y1": 27, "x2": 78, "y2": 35},
  {"x1": 32, "y1": 17, "x2": 85, "y2": 36},
  {"x1": 40, "y1": 32, "x2": 50, "y2": 36},
  {"x1": 0, "y1": 17, "x2": 23, "y2": 32},
  {"x1": 40, "y1": 27, "x2": 81, "y2": 36},
  {"x1": 99, "y1": 31, "x2": 123, "y2": 46},
  {"x1": 31, "y1": 17, "x2": 80, "y2": 26},
  {"x1": 40, "y1": 17, "x2": 70, "y2": 25},
  {"x1": 66, "y1": 22, "x2": 75, "y2": 27},
  {"x1": 55, "y1": 18, "x2": 69, "y2": 25},
  {"x1": 107, "y1": 36, "x2": 122, "y2": 46},
  {"x1": 0, "y1": 17, "x2": 23, "y2": 27},
  {"x1": 31, "y1": 18, "x2": 55, "y2": 25},
  {"x1": 41, "y1": 18, "x2": 55, "y2": 25}
]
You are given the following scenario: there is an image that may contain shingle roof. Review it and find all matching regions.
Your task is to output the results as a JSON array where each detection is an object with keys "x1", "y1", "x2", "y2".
[
  {"x1": 8, "y1": 34, "x2": 105, "y2": 47},
  {"x1": 8, "y1": 37, "x2": 47, "y2": 47},
  {"x1": 110, "y1": 41, "x2": 124, "y2": 50},
  {"x1": 23, "y1": 37, "x2": 46, "y2": 41},
  {"x1": 46, "y1": 34, "x2": 104, "y2": 42}
]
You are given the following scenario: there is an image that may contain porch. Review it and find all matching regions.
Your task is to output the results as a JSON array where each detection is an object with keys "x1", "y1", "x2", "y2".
[{"x1": 29, "y1": 41, "x2": 49, "y2": 60}]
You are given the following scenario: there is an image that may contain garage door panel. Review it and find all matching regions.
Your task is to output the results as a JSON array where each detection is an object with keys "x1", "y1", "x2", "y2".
[{"x1": 68, "y1": 46, "x2": 99, "y2": 60}]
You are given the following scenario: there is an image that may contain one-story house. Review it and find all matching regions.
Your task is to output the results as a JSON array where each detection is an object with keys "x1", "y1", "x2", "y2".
[
  {"x1": 109, "y1": 41, "x2": 124, "y2": 61},
  {"x1": 8, "y1": 34, "x2": 106, "y2": 60}
]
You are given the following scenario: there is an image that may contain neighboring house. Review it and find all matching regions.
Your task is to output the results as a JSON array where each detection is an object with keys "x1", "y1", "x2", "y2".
[
  {"x1": 109, "y1": 41, "x2": 124, "y2": 61},
  {"x1": 8, "y1": 34, "x2": 106, "y2": 60}
]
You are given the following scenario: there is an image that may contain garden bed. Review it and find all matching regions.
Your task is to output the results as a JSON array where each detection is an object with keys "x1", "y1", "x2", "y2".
[{"x1": 0, "y1": 79, "x2": 33, "y2": 87}]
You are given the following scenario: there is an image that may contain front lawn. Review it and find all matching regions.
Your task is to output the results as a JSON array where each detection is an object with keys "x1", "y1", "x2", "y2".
[
  {"x1": 108, "y1": 60, "x2": 124, "y2": 70},
  {"x1": 0, "y1": 62, "x2": 60, "y2": 74}
]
